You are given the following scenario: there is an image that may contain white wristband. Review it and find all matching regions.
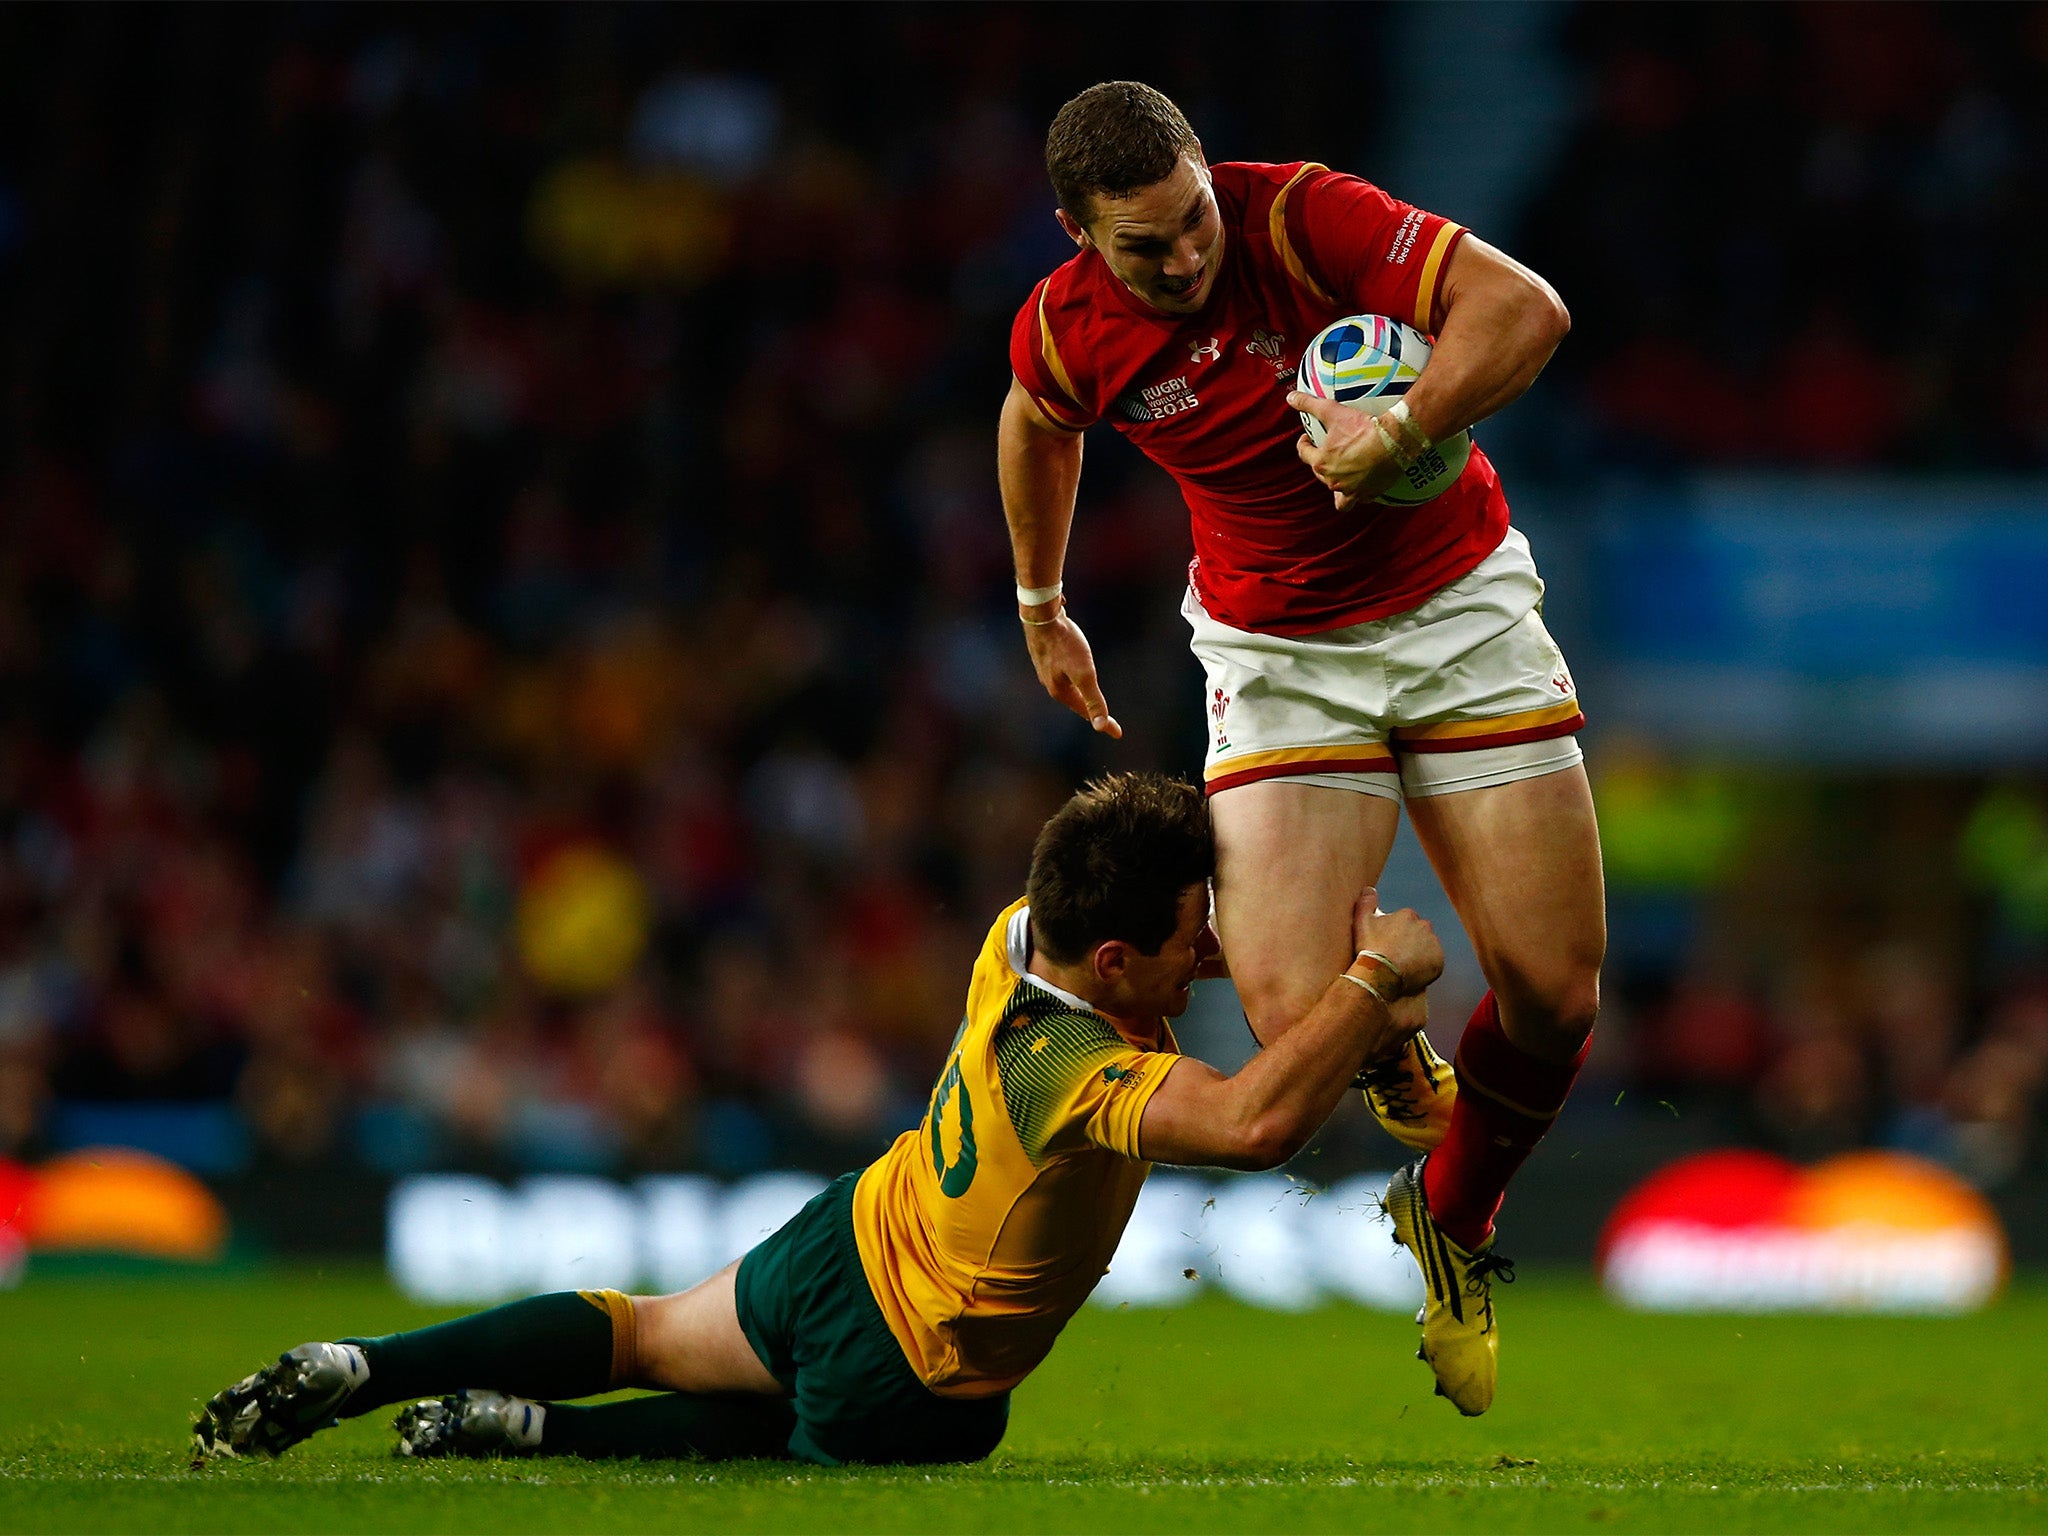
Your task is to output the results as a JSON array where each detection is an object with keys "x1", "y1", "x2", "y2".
[
  {"x1": 1339, "y1": 970, "x2": 1393, "y2": 1006},
  {"x1": 1016, "y1": 580, "x2": 1064, "y2": 607},
  {"x1": 1354, "y1": 949, "x2": 1406, "y2": 991}
]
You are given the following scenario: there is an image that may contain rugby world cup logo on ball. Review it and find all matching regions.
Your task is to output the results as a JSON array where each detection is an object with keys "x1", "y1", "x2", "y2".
[{"x1": 1295, "y1": 314, "x2": 1472, "y2": 506}]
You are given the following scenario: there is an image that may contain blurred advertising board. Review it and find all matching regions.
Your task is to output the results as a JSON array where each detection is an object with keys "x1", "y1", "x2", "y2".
[
  {"x1": 386, "y1": 1171, "x2": 1421, "y2": 1313},
  {"x1": 1598, "y1": 1150, "x2": 2007, "y2": 1314},
  {"x1": 1584, "y1": 478, "x2": 2048, "y2": 764},
  {"x1": 0, "y1": 1150, "x2": 229, "y2": 1285}
]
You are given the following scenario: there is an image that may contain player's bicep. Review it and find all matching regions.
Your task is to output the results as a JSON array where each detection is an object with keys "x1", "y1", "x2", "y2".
[
  {"x1": 1134, "y1": 1057, "x2": 1269, "y2": 1171},
  {"x1": 1432, "y1": 233, "x2": 1566, "y2": 337}
]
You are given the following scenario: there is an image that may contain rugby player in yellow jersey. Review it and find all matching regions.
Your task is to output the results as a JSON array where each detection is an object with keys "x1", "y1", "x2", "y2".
[{"x1": 193, "y1": 773, "x2": 1442, "y2": 1467}]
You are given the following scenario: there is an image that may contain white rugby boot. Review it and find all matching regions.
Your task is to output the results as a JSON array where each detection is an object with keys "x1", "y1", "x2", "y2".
[
  {"x1": 192, "y1": 1342, "x2": 371, "y2": 1460},
  {"x1": 394, "y1": 1390, "x2": 546, "y2": 1458}
]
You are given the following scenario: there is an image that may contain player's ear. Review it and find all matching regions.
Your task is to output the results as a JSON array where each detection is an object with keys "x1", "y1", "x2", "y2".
[
  {"x1": 1092, "y1": 940, "x2": 1130, "y2": 986},
  {"x1": 1054, "y1": 206, "x2": 1092, "y2": 250}
]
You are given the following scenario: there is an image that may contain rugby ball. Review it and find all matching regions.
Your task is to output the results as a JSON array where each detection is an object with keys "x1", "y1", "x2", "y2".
[{"x1": 1296, "y1": 314, "x2": 1471, "y2": 505}]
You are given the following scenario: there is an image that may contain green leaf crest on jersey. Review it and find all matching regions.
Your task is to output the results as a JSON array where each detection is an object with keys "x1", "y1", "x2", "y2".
[
  {"x1": 929, "y1": 1056, "x2": 978, "y2": 1198},
  {"x1": 993, "y1": 982, "x2": 1132, "y2": 1163}
]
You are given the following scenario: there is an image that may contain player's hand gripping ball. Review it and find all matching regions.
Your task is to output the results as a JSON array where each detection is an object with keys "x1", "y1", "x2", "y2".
[{"x1": 1295, "y1": 314, "x2": 1472, "y2": 505}]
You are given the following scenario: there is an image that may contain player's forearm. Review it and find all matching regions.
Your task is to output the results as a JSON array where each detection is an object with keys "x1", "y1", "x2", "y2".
[
  {"x1": 998, "y1": 387, "x2": 1084, "y2": 590},
  {"x1": 1402, "y1": 241, "x2": 1569, "y2": 445},
  {"x1": 1208, "y1": 972, "x2": 1401, "y2": 1167}
]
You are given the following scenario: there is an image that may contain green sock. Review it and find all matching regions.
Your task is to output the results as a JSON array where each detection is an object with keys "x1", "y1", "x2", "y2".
[
  {"x1": 540, "y1": 1392, "x2": 796, "y2": 1461},
  {"x1": 340, "y1": 1291, "x2": 624, "y2": 1415}
]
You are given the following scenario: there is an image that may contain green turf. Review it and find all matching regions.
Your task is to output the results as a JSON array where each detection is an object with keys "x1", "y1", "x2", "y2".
[{"x1": 1, "y1": 1266, "x2": 2041, "y2": 1533}]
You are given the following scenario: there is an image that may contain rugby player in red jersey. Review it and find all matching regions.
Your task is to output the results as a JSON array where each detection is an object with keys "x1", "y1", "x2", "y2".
[{"x1": 998, "y1": 82, "x2": 1601, "y2": 1416}]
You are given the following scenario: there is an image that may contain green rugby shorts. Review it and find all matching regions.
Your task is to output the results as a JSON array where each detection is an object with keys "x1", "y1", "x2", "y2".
[{"x1": 733, "y1": 1171, "x2": 1010, "y2": 1465}]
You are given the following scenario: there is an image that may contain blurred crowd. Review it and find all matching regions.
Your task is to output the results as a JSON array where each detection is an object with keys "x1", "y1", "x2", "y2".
[
  {"x1": 1590, "y1": 762, "x2": 2048, "y2": 1188},
  {"x1": 1523, "y1": 3, "x2": 2048, "y2": 469},
  {"x1": 0, "y1": 4, "x2": 1318, "y2": 1179},
  {"x1": 1639, "y1": 944, "x2": 2048, "y2": 1189},
  {"x1": 0, "y1": 5, "x2": 2043, "y2": 1190}
]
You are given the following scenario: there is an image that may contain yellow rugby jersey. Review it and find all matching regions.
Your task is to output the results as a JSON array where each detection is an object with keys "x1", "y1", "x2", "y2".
[{"x1": 851, "y1": 897, "x2": 1181, "y2": 1398}]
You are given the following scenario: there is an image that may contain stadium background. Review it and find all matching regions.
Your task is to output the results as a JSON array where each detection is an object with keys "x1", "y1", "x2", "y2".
[{"x1": 0, "y1": 0, "x2": 2044, "y2": 1282}]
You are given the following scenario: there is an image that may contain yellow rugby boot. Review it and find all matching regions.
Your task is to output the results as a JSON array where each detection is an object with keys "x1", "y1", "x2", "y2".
[
  {"x1": 1355, "y1": 1032, "x2": 1457, "y2": 1152},
  {"x1": 1385, "y1": 1158, "x2": 1515, "y2": 1416}
]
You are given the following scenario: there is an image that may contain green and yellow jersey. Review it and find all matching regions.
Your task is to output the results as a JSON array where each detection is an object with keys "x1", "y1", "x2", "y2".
[{"x1": 850, "y1": 897, "x2": 1181, "y2": 1398}]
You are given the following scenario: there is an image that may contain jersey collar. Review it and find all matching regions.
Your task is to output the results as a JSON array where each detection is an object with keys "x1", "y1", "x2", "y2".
[
  {"x1": 1005, "y1": 905, "x2": 1099, "y2": 1014},
  {"x1": 1004, "y1": 904, "x2": 1172, "y2": 1053}
]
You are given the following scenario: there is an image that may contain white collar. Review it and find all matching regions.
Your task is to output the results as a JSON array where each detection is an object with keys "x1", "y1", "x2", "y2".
[{"x1": 1005, "y1": 905, "x2": 1098, "y2": 1014}]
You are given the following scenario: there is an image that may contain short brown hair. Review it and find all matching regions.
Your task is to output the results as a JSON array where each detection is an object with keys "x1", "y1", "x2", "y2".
[
  {"x1": 1045, "y1": 81, "x2": 1201, "y2": 224},
  {"x1": 1026, "y1": 772, "x2": 1213, "y2": 964}
]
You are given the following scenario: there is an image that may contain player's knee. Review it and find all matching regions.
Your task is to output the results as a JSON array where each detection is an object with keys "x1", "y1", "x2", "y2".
[
  {"x1": 1551, "y1": 972, "x2": 1601, "y2": 1048},
  {"x1": 1505, "y1": 968, "x2": 1599, "y2": 1058}
]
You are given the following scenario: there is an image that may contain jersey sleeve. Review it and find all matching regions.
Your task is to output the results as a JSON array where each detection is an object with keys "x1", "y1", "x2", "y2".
[
  {"x1": 993, "y1": 988, "x2": 1177, "y2": 1162},
  {"x1": 1008, "y1": 279, "x2": 1097, "y2": 431},
  {"x1": 1281, "y1": 167, "x2": 1467, "y2": 334}
]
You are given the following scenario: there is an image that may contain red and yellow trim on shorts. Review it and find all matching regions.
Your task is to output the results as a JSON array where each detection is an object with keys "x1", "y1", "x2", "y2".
[
  {"x1": 1390, "y1": 699, "x2": 1585, "y2": 754},
  {"x1": 1204, "y1": 742, "x2": 1398, "y2": 796}
]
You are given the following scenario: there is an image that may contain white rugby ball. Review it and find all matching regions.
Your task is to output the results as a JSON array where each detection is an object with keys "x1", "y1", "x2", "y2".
[{"x1": 1296, "y1": 314, "x2": 1471, "y2": 505}]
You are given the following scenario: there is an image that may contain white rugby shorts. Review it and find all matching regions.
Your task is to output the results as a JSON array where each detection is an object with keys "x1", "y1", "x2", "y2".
[{"x1": 1186, "y1": 527, "x2": 1584, "y2": 802}]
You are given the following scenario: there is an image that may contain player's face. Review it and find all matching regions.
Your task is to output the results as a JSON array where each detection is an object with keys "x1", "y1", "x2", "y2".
[
  {"x1": 1067, "y1": 155, "x2": 1224, "y2": 316},
  {"x1": 1104, "y1": 884, "x2": 1218, "y2": 1020}
]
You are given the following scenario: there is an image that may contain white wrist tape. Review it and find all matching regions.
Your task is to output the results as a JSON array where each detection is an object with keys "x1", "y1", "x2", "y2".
[
  {"x1": 1380, "y1": 399, "x2": 1433, "y2": 461},
  {"x1": 1016, "y1": 580, "x2": 1064, "y2": 607}
]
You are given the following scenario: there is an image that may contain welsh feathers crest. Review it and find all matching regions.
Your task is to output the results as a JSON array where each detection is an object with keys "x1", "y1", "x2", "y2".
[{"x1": 1246, "y1": 329, "x2": 1290, "y2": 380}]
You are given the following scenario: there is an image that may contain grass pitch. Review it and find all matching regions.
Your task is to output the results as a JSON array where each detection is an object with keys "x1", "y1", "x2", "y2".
[{"x1": 1, "y1": 1266, "x2": 2041, "y2": 1533}]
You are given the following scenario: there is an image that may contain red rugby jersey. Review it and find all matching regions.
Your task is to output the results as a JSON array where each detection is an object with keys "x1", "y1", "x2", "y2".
[{"x1": 1009, "y1": 162, "x2": 1511, "y2": 636}]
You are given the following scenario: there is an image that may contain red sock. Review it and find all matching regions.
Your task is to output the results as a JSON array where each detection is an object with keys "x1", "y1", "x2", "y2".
[{"x1": 1422, "y1": 992, "x2": 1588, "y2": 1251}]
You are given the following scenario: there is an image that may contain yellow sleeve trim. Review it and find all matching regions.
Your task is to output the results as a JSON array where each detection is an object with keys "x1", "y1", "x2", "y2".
[
  {"x1": 1035, "y1": 284, "x2": 1083, "y2": 413},
  {"x1": 1032, "y1": 392, "x2": 1087, "y2": 431},
  {"x1": 1413, "y1": 221, "x2": 1465, "y2": 333},
  {"x1": 1108, "y1": 1052, "x2": 1181, "y2": 1162},
  {"x1": 1269, "y1": 162, "x2": 1334, "y2": 305}
]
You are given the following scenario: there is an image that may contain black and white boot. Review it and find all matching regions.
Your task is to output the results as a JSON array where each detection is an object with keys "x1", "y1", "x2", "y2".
[
  {"x1": 393, "y1": 1390, "x2": 546, "y2": 1458},
  {"x1": 192, "y1": 1342, "x2": 371, "y2": 1461}
]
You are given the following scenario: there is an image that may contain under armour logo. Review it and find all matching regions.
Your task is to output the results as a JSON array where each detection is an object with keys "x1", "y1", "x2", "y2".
[{"x1": 1189, "y1": 336, "x2": 1220, "y2": 363}]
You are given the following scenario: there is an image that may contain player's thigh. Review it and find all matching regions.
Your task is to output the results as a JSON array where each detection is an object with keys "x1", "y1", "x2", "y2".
[
  {"x1": 1211, "y1": 779, "x2": 1401, "y2": 1041},
  {"x1": 632, "y1": 1263, "x2": 784, "y2": 1396},
  {"x1": 1402, "y1": 762, "x2": 1605, "y2": 1041}
]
